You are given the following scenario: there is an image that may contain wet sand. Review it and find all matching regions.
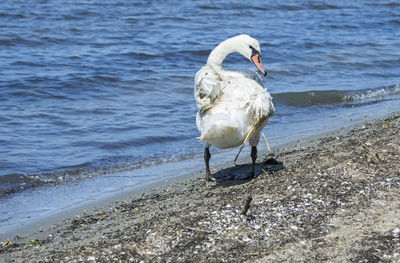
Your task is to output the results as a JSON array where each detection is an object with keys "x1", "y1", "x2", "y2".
[{"x1": 1, "y1": 113, "x2": 400, "y2": 262}]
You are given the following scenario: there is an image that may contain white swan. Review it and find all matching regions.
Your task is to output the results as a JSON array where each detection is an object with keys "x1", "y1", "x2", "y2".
[{"x1": 194, "y1": 34, "x2": 275, "y2": 181}]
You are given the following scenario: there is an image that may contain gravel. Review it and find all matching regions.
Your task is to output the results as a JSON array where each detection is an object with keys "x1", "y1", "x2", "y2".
[{"x1": 1, "y1": 113, "x2": 399, "y2": 262}]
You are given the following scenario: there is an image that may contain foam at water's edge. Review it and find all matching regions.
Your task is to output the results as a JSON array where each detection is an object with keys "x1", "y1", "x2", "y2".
[
  {"x1": 273, "y1": 84, "x2": 400, "y2": 107},
  {"x1": 345, "y1": 84, "x2": 400, "y2": 102}
]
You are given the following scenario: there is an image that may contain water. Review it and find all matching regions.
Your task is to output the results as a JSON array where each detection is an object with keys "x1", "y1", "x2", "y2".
[{"x1": 1, "y1": 0, "x2": 400, "y2": 235}]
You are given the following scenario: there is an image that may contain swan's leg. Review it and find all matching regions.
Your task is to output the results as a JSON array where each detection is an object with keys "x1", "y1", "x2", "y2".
[
  {"x1": 249, "y1": 133, "x2": 260, "y2": 179},
  {"x1": 204, "y1": 145, "x2": 214, "y2": 181},
  {"x1": 250, "y1": 146, "x2": 257, "y2": 178}
]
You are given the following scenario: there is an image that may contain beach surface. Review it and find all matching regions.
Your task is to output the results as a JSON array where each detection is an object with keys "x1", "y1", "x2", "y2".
[{"x1": 1, "y1": 112, "x2": 400, "y2": 262}]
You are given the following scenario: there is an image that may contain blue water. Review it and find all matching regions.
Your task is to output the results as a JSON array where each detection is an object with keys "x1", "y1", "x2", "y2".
[{"x1": 1, "y1": 0, "x2": 400, "y2": 235}]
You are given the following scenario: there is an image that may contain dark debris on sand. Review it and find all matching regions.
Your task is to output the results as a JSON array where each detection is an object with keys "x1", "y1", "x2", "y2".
[{"x1": 1, "y1": 114, "x2": 400, "y2": 262}]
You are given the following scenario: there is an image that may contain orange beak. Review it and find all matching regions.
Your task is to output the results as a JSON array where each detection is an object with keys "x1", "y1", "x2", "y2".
[{"x1": 251, "y1": 54, "x2": 267, "y2": 76}]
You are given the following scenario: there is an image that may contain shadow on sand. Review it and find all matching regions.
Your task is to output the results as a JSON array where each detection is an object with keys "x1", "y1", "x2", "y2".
[{"x1": 213, "y1": 157, "x2": 284, "y2": 187}]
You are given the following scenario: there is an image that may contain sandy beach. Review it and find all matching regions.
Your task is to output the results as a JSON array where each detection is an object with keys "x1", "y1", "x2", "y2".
[{"x1": 1, "y1": 112, "x2": 400, "y2": 262}]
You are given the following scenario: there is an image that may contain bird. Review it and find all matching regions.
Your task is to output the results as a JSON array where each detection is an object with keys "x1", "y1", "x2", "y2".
[{"x1": 194, "y1": 34, "x2": 275, "y2": 181}]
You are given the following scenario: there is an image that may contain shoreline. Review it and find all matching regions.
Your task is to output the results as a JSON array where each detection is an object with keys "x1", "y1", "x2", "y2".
[
  {"x1": 1, "y1": 112, "x2": 400, "y2": 262},
  {"x1": 0, "y1": 109, "x2": 395, "y2": 239}
]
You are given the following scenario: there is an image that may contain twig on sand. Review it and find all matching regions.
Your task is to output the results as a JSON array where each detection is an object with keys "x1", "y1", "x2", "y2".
[
  {"x1": 240, "y1": 163, "x2": 264, "y2": 216},
  {"x1": 241, "y1": 196, "x2": 253, "y2": 215}
]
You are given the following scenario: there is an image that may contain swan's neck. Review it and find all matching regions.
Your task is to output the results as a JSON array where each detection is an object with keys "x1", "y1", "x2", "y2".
[{"x1": 206, "y1": 39, "x2": 236, "y2": 71}]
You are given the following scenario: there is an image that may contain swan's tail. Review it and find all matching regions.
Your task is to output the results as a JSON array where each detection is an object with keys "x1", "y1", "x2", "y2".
[
  {"x1": 199, "y1": 125, "x2": 237, "y2": 141},
  {"x1": 198, "y1": 125, "x2": 244, "y2": 149}
]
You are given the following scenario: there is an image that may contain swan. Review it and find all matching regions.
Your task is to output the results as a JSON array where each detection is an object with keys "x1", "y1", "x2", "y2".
[{"x1": 194, "y1": 34, "x2": 275, "y2": 181}]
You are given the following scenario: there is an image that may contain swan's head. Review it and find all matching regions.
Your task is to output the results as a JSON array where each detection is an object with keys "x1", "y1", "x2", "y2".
[
  {"x1": 234, "y1": 34, "x2": 267, "y2": 76},
  {"x1": 207, "y1": 34, "x2": 268, "y2": 76}
]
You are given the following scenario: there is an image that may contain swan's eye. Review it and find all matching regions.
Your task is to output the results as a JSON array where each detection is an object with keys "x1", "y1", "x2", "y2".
[{"x1": 249, "y1": 46, "x2": 260, "y2": 59}]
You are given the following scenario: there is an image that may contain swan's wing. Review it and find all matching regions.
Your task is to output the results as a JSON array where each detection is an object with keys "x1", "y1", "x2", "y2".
[
  {"x1": 194, "y1": 65, "x2": 222, "y2": 114},
  {"x1": 242, "y1": 81, "x2": 275, "y2": 145},
  {"x1": 248, "y1": 90, "x2": 274, "y2": 120}
]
